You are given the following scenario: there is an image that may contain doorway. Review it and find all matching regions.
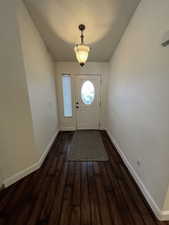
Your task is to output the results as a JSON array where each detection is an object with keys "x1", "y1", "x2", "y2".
[{"x1": 60, "y1": 74, "x2": 101, "y2": 130}]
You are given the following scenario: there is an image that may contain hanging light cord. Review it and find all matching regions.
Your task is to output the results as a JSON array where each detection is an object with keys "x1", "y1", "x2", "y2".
[{"x1": 80, "y1": 30, "x2": 84, "y2": 44}]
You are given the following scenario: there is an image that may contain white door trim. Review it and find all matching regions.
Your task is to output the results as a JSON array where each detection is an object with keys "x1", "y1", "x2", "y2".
[{"x1": 57, "y1": 73, "x2": 103, "y2": 131}]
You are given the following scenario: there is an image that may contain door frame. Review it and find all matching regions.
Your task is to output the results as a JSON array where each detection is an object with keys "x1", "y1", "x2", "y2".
[
  {"x1": 57, "y1": 73, "x2": 103, "y2": 131},
  {"x1": 73, "y1": 74, "x2": 102, "y2": 130}
]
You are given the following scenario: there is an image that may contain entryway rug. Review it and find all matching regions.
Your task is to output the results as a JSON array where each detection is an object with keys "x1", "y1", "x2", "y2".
[{"x1": 68, "y1": 130, "x2": 108, "y2": 161}]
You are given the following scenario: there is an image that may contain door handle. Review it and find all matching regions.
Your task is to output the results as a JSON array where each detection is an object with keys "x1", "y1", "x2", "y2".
[
  {"x1": 76, "y1": 106, "x2": 79, "y2": 109},
  {"x1": 76, "y1": 102, "x2": 79, "y2": 104}
]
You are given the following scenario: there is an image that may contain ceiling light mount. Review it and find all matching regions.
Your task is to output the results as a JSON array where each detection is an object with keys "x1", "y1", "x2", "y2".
[
  {"x1": 79, "y1": 24, "x2": 85, "y2": 32},
  {"x1": 74, "y1": 24, "x2": 90, "y2": 67}
]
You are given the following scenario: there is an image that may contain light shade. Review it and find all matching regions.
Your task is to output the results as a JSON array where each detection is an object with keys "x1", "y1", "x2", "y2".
[{"x1": 74, "y1": 44, "x2": 90, "y2": 66}]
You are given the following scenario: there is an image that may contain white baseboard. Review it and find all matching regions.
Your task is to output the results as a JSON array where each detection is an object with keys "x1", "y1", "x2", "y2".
[
  {"x1": 4, "y1": 160, "x2": 40, "y2": 188},
  {"x1": 161, "y1": 210, "x2": 169, "y2": 221},
  {"x1": 106, "y1": 129, "x2": 169, "y2": 221},
  {"x1": 60, "y1": 126, "x2": 75, "y2": 131},
  {"x1": 3, "y1": 129, "x2": 59, "y2": 188},
  {"x1": 38, "y1": 129, "x2": 59, "y2": 167}
]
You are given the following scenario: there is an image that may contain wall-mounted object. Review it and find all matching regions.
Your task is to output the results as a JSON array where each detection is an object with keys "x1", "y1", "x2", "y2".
[{"x1": 161, "y1": 30, "x2": 169, "y2": 47}]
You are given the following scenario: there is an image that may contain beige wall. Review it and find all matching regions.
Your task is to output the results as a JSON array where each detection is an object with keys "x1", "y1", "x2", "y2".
[
  {"x1": 0, "y1": 0, "x2": 59, "y2": 186},
  {"x1": 0, "y1": 0, "x2": 38, "y2": 183},
  {"x1": 55, "y1": 62, "x2": 109, "y2": 130},
  {"x1": 106, "y1": 0, "x2": 169, "y2": 216},
  {"x1": 18, "y1": 0, "x2": 59, "y2": 156}
]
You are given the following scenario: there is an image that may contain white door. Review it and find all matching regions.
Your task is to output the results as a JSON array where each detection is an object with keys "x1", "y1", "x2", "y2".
[{"x1": 75, "y1": 75, "x2": 101, "y2": 129}]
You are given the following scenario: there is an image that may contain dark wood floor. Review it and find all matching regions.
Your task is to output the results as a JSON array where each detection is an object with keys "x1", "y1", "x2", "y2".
[{"x1": 0, "y1": 131, "x2": 168, "y2": 225}]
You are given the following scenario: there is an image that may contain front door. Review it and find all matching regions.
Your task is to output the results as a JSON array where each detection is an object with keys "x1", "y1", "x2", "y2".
[{"x1": 75, "y1": 75, "x2": 101, "y2": 129}]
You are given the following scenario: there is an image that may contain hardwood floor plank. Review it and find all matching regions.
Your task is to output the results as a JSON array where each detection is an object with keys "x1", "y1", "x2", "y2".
[
  {"x1": 70, "y1": 162, "x2": 81, "y2": 225},
  {"x1": 48, "y1": 134, "x2": 70, "y2": 225},
  {"x1": 93, "y1": 162, "x2": 113, "y2": 225},
  {"x1": 106, "y1": 162, "x2": 136, "y2": 225},
  {"x1": 22, "y1": 133, "x2": 66, "y2": 225},
  {"x1": 59, "y1": 162, "x2": 75, "y2": 225},
  {"x1": 48, "y1": 162, "x2": 69, "y2": 225},
  {"x1": 37, "y1": 157, "x2": 65, "y2": 224},
  {"x1": 99, "y1": 162, "x2": 123, "y2": 225},
  {"x1": 87, "y1": 162, "x2": 102, "y2": 225},
  {"x1": 0, "y1": 183, "x2": 18, "y2": 217},
  {"x1": 81, "y1": 162, "x2": 91, "y2": 225}
]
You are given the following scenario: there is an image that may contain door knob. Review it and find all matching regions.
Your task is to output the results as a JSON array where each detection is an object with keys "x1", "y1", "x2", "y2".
[
  {"x1": 76, "y1": 102, "x2": 79, "y2": 104},
  {"x1": 76, "y1": 106, "x2": 79, "y2": 109}
]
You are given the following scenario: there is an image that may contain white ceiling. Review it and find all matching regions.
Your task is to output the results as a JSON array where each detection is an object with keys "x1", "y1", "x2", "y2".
[{"x1": 24, "y1": 0, "x2": 140, "y2": 62}]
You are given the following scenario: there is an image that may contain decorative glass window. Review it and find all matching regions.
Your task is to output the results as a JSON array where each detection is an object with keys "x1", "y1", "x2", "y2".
[
  {"x1": 81, "y1": 80, "x2": 95, "y2": 105},
  {"x1": 62, "y1": 75, "x2": 72, "y2": 117}
]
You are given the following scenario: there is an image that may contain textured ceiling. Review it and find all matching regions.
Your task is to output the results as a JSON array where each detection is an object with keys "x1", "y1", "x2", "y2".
[{"x1": 24, "y1": 0, "x2": 140, "y2": 61}]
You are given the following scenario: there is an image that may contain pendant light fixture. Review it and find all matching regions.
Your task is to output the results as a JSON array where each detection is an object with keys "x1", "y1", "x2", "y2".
[{"x1": 74, "y1": 24, "x2": 90, "y2": 67}]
